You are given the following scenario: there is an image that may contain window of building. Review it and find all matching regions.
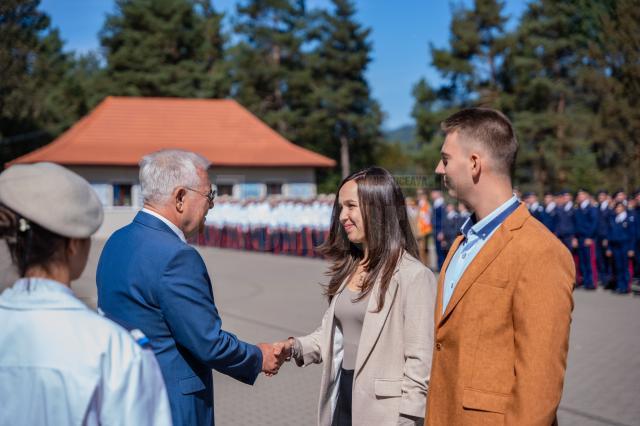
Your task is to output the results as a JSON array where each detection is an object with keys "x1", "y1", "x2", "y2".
[
  {"x1": 216, "y1": 183, "x2": 234, "y2": 197},
  {"x1": 238, "y1": 183, "x2": 263, "y2": 199},
  {"x1": 91, "y1": 184, "x2": 114, "y2": 206},
  {"x1": 113, "y1": 183, "x2": 132, "y2": 206},
  {"x1": 286, "y1": 183, "x2": 315, "y2": 199},
  {"x1": 266, "y1": 182, "x2": 282, "y2": 196}
]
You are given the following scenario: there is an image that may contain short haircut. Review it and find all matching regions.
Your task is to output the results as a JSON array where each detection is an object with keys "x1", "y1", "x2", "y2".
[
  {"x1": 139, "y1": 149, "x2": 210, "y2": 204},
  {"x1": 441, "y1": 107, "x2": 518, "y2": 176}
]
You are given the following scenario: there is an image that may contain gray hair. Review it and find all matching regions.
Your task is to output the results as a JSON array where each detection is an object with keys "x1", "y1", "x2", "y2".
[{"x1": 139, "y1": 149, "x2": 211, "y2": 204}]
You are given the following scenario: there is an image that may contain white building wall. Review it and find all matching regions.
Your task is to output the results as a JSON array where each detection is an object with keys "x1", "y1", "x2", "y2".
[{"x1": 69, "y1": 165, "x2": 319, "y2": 206}]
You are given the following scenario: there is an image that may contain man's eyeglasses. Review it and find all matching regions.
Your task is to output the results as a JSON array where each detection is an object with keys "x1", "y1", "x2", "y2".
[{"x1": 185, "y1": 186, "x2": 216, "y2": 205}]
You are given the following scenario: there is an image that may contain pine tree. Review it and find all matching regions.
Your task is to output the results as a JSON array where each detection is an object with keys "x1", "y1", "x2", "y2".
[
  {"x1": 411, "y1": 0, "x2": 511, "y2": 182},
  {"x1": 581, "y1": 0, "x2": 640, "y2": 190},
  {"x1": 230, "y1": 0, "x2": 311, "y2": 140},
  {"x1": 0, "y1": 0, "x2": 80, "y2": 163},
  {"x1": 305, "y1": 0, "x2": 382, "y2": 178},
  {"x1": 100, "y1": 0, "x2": 228, "y2": 98},
  {"x1": 410, "y1": 79, "x2": 448, "y2": 176},
  {"x1": 508, "y1": 0, "x2": 601, "y2": 192},
  {"x1": 429, "y1": 0, "x2": 510, "y2": 108}
]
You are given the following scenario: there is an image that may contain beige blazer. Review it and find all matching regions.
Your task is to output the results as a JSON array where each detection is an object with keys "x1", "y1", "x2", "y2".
[
  {"x1": 425, "y1": 204, "x2": 575, "y2": 426},
  {"x1": 296, "y1": 252, "x2": 437, "y2": 426}
]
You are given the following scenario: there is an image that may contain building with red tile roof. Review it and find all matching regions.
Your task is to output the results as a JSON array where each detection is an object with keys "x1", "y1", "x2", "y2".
[{"x1": 11, "y1": 96, "x2": 336, "y2": 205}]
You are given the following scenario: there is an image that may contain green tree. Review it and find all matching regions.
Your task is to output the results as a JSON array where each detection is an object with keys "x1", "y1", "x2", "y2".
[
  {"x1": 101, "y1": 0, "x2": 228, "y2": 98},
  {"x1": 508, "y1": 0, "x2": 602, "y2": 192},
  {"x1": 411, "y1": 0, "x2": 511, "y2": 180},
  {"x1": 0, "y1": 0, "x2": 82, "y2": 163},
  {"x1": 411, "y1": 79, "x2": 448, "y2": 175},
  {"x1": 305, "y1": 0, "x2": 382, "y2": 178},
  {"x1": 581, "y1": 0, "x2": 640, "y2": 191},
  {"x1": 230, "y1": 0, "x2": 311, "y2": 140},
  {"x1": 430, "y1": 0, "x2": 510, "y2": 108},
  {"x1": 411, "y1": 0, "x2": 640, "y2": 193}
]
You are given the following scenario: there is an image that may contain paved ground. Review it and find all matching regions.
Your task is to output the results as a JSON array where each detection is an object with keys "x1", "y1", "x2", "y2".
[{"x1": 3, "y1": 240, "x2": 638, "y2": 425}]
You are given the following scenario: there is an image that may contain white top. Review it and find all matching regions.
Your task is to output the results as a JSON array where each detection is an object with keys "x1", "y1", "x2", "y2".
[
  {"x1": 142, "y1": 208, "x2": 186, "y2": 242},
  {"x1": 0, "y1": 278, "x2": 172, "y2": 426}
]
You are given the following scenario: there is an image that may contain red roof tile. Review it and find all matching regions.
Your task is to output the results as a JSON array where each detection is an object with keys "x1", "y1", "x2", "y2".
[{"x1": 11, "y1": 96, "x2": 336, "y2": 168}]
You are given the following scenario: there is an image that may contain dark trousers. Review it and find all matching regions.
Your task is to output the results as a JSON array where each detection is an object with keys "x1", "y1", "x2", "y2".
[
  {"x1": 596, "y1": 237, "x2": 611, "y2": 285},
  {"x1": 577, "y1": 239, "x2": 597, "y2": 288},
  {"x1": 635, "y1": 240, "x2": 640, "y2": 279},
  {"x1": 435, "y1": 241, "x2": 446, "y2": 271},
  {"x1": 611, "y1": 243, "x2": 630, "y2": 293},
  {"x1": 332, "y1": 368, "x2": 354, "y2": 426}
]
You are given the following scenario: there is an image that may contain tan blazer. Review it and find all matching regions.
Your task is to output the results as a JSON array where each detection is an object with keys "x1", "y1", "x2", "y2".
[
  {"x1": 296, "y1": 252, "x2": 437, "y2": 426},
  {"x1": 425, "y1": 204, "x2": 575, "y2": 426}
]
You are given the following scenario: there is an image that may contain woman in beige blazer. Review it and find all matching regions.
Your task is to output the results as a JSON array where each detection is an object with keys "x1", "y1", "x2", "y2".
[{"x1": 275, "y1": 167, "x2": 437, "y2": 426}]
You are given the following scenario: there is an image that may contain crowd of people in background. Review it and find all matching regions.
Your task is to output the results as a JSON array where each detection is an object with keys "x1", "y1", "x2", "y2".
[
  {"x1": 522, "y1": 189, "x2": 639, "y2": 294},
  {"x1": 198, "y1": 187, "x2": 640, "y2": 295},
  {"x1": 413, "y1": 187, "x2": 640, "y2": 295},
  {"x1": 195, "y1": 196, "x2": 333, "y2": 257}
]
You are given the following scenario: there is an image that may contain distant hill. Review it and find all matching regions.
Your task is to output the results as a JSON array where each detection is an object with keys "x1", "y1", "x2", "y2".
[
  {"x1": 383, "y1": 124, "x2": 416, "y2": 151},
  {"x1": 384, "y1": 124, "x2": 415, "y2": 145}
]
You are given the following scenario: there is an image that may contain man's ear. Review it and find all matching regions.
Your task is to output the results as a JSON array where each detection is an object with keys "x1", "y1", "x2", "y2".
[
  {"x1": 470, "y1": 153, "x2": 482, "y2": 181},
  {"x1": 175, "y1": 188, "x2": 187, "y2": 212}
]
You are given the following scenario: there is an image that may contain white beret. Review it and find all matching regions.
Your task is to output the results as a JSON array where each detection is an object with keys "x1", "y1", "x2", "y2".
[{"x1": 0, "y1": 162, "x2": 103, "y2": 238}]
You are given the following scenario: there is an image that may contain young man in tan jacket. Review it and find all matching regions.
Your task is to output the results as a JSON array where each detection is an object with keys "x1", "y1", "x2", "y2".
[{"x1": 425, "y1": 108, "x2": 575, "y2": 425}]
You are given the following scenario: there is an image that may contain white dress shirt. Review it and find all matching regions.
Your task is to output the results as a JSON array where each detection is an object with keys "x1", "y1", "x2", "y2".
[
  {"x1": 0, "y1": 277, "x2": 172, "y2": 426},
  {"x1": 142, "y1": 207, "x2": 186, "y2": 242}
]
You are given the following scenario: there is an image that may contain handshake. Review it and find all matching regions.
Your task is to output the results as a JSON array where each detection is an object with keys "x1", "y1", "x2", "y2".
[{"x1": 257, "y1": 339, "x2": 294, "y2": 376}]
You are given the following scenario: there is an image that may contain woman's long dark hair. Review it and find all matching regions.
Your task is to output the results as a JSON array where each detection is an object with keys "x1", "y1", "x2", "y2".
[{"x1": 318, "y1": 167, "x2": 419, "y2": 312}]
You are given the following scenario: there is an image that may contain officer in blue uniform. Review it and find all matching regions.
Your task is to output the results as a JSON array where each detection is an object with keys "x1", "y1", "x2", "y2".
[
  {"x1": 574, "y1": 189, "x2": 598, "y2": 289},
  {"x1": 441, "y1": 203, "x2": 459, "y2": 254},
  {"x1": 524, "y1": 192, "x2": 544, "y2": 223},
  {"x1": 554, "y1": 190, "x2": 576, "y2": 252},
  {"x1": 596, "y1": 190, "x2": 612, "y2": 287},
  {"x1": 431, "y1": 189, "x2": 446, "y2": 271},
  {"x1": 633, "y1": 190, "x2": 640, "y2": 290},
  {"x1": 540, "y1": 191, "x2": 557, "y2": 232},
  {"x1": 607, "y1": 202, "x2": 636, "y2": 294}
]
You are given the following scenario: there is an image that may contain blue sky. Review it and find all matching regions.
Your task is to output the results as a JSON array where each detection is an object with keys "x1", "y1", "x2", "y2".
[{"x1": 40, "y1": 0, "x2": 527, "y2": 130}]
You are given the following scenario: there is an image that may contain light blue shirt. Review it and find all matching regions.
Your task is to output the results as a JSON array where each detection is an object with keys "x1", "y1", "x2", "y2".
[{"x1": 442, "y1": 196, "x2": 520, "y2": 313}]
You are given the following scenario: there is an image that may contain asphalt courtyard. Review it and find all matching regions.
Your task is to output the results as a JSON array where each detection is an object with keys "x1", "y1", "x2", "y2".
[{"x1": 3, "y1": 240, "x2": 638, "y2": 426}]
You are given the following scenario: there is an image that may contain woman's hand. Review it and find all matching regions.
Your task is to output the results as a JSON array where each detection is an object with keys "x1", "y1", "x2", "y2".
[{"x1": 262, "y1": 339, "x2": 294, "y2": 377}]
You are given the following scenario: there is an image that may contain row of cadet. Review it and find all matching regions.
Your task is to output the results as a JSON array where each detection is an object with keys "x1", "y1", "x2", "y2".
[
  {"x1": 522, "y1": 189, "x2": 640, "y2": 294},
  {"x1": 194, "y1": 189, "x2": 640, "y2": 294},
  {"x1": 406, "y1": 188, "x2": 640, "y2": 295},
  {"x1": 195, "y1": 196, "x2": 334, "y2": 257}
]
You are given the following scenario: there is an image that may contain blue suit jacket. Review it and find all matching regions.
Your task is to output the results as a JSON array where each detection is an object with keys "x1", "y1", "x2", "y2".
[{"x1": 97, "y1": 212, "x2": 262, "y2": 426}]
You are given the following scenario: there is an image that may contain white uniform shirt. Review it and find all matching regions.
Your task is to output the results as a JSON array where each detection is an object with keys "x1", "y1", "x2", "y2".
[{"x1": 0, "y1": 278, "x2": 172, "y2": 426}]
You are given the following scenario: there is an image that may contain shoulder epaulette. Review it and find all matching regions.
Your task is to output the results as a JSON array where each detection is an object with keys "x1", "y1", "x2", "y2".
[{"x1": 130, "y1": 329, "x2": 151, "y2": 349}]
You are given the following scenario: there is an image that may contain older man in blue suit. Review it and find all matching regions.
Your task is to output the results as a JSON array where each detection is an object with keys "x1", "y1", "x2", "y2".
[{"x1": 97, "y1": 149, "x2": 282, "y2": 426}]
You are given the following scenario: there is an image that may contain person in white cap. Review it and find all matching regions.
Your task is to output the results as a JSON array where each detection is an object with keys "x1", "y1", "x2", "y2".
[{"x1": 0, "y1": 162, "x2": 172, "y2": 426}]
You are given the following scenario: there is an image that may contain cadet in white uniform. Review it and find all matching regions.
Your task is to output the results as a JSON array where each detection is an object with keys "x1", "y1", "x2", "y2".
[{"x1": 0, "y1": 163, "x2": 171, "y2": 426}]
